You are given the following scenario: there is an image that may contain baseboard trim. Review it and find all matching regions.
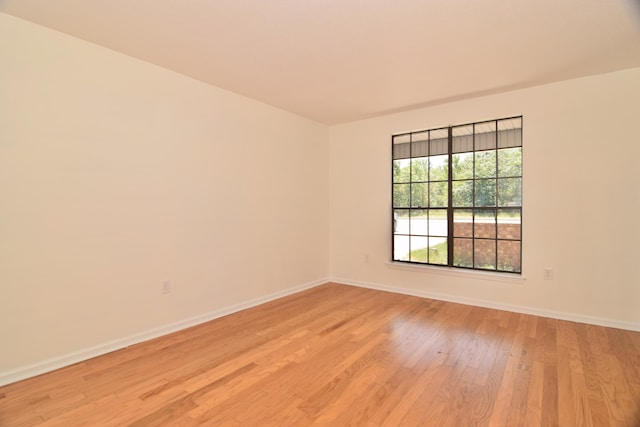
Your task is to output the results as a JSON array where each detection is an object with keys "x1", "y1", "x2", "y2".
[
  {"x1": 0, "y1": 277, "x2": 329, "y2": 387},
  {"x1": 331, "y1": 276, "x2": 640, "y2": 332},
  {"x1": 5, "y1": 275, "x2": 637, "y2": 387}
]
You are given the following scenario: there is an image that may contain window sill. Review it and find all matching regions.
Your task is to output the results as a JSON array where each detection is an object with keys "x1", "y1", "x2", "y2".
[{"x1": 385, "y1": 261, "x2": 526, "y2": 284}]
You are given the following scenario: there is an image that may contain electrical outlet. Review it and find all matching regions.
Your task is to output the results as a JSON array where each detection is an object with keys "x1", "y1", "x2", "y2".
[
  {"x1": 543, "y1": 268, "x2": 553, "y2": 280},
  {"x1": 161, "y1": 280, "x2": 171, "y2": 294}
]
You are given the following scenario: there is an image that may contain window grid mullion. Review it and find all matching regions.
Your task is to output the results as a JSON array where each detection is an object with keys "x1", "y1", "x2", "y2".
[
  {"x1": 472, "y1": 123, "x2": 476, "y2": 269},
  {"x1": 426, "y1": 130, "x2": 430, "y2": 263},
  {"x1": 447, "y1": 126, "x2": 453, "y2": 267},
  {"x1": 408, "y1": 133, "x2": 413, "y2": 257},
  {"x1": 494, "y1": 119, "x2": 499, "y2": 271},
  {"x1": 392, "y1": 116, "x2": 522, "y2": 273}
]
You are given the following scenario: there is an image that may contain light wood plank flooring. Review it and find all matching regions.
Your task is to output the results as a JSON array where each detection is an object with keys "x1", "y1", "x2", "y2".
[{"x1": 1, "y1": 283, "x2": 639, "y2": 426}]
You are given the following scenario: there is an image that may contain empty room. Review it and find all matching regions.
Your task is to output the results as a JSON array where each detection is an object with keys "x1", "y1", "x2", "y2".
[{"x1": 1, "y1": 1, "x2": 640, "y2": 426}]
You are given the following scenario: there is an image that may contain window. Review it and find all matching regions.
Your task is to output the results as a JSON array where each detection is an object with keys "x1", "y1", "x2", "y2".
[{"x1": 392, "y1": 116, "x2": 522, "y2": 273}]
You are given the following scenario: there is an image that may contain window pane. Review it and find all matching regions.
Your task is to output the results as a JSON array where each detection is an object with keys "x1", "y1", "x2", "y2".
[
  {"x1": 411, "y1": 132, "x2": 429, "y2": 157},
  {"x1": 393, "y1": 133, "x2": 411, "y2": 144},
  {"x1": 497, "y1": 147, "x2": 522, "y2": 177},
  {"x1": 453, "y1": 238, "x2": 473, "y2": 267},
  {"x1": 475, "y1": 179, "x2": 496, "y2": 206},
  {"x1": 391, "y1": 116, "x2": 521, "y2": 273},
  {"x1": 497, "y1": 117, "x2": 522, "y2": 133},
  {"x1": 475, "y1": 150, "x2": 496, "y2": 178},
  {"x1": 409, "y1": 209, "x2": 428, "y2": 235},
  {"x1": 429, "y1": 139, "x2": 448, "y2": 156},
  {"x1": 498, "y1": 128, "x2": 522, "y2": 148},
  {"x1": 394, "y1": 235, "x2": 409, "y2": 261},
  {"x1": 412, "y1": 131, "x2": 429, "y2": 140},
  {"x1": 452, "y1": 152, "x2": 473, "y2": 180},
  {"x1": 393, "y1": 184, "x2": 410, "y2": 207},
  {"x1": 475, "y1": 120, "x2": 496, "y2": 133},
  {"x1": 497, "y1": 117, "x2": 522, "y2": 148},
  {"x1": 430, "y1": 128, "x2": 448, "y2": 141},
  {"x1": 393, "y1": 159, "x2": 411, "y2": 183},
  {"x1": 411, "y1": 140, "x2": 429, "y2": 157},
  {"x1": 393, "y1": 209, "x2": 409, "y2": 235},
  {"x1": 428, "y1": 237, "x2": 447, "y2": 265},
  {"x1": 454, "y1": 209, "x2": 473, "y2": 237},
  {"x1": 475, "y1": 121, "x2": 497, "y2": 150},
  {"x1": 410, "y1": 183, "x2": 428, "y2": 207},
  {"x1": 474, "y1": 239, "x2": 496, "y2": 270},
  {"x1": 429, "y1": 181, "x2": 448, "y2": 207},
  {"x1": 497, "y1": 209, "x2": 521, "y2": 239},
  {"x1": 497, "y1": 177, "x2": 522, "y2": 207},
  {"x1": 428, "y1": 209, "x2": 448, "y2": 236},
  {"x1": 411, "y1": 158, "x2": 428, "y2": 181},
  {"x1": 393, "y1": 134, "x2": 411, "y2": 159},
  {"x1": 498, "y1": 240, "x2": 521, "y2": 272},
  {"x1": 452, "y1": 125, "x2": 473, "y2": 153},
  {"x1": 474, "y1": 210, "x2": 496, "y2": 238},
  {"x1": 429, "y1": 131, "x2": 448, "y2": 155},
  {"x1": 452, "y1": 180, "x2": 473, "y2": 207},
  {"x1": 409, "y1": 236, "x2": 428, "y2": 263},
  {"x1": 429, "y1": 155, "x2": 449, "y2": 181}
]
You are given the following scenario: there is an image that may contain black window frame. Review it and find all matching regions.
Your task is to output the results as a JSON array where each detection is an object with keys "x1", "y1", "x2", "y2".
[{"x1": 392, "y1": 115, "x2": 523, "y2": 274}]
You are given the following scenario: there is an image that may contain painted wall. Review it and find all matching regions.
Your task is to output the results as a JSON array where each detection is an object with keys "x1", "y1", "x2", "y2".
[
  {"x1": 330, "y1": 68, "x2": 640, "y2": 329},
  {"x1": 0, "y1": 13, "x2": 329, "y2": 376},
  {"x1": 2, "y1": 10, "x2": 639, "y2": 386}
]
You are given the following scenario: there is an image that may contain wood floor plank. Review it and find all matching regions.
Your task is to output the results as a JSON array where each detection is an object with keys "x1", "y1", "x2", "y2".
[
  {"x1": 583, "y1": 325, "x2": 628, "y2": 426},
  {"x1": 1, "y1": 282, "x2": 640, "y2": 426}
]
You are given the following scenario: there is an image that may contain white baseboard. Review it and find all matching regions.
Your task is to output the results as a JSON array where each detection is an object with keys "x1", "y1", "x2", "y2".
[
  {"x1": 4, "y1": 275, "x2": 637, "y2": 387},
  {"x1": 0, "y1": 277, "x2": 329, "y2": 387},
  {"x1": 331, "y1": 276, "x2": 640, "y2": 333}
]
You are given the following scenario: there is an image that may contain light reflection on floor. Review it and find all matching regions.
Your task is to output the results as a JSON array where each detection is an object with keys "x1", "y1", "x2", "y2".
[{"x1": 387, "y1": 309, "x2": 502, "y2": 373}]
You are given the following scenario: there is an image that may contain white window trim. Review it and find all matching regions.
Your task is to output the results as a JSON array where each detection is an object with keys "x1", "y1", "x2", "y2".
[{"x1": 385, "y1": 261, "x2": 526, "y2": 284}]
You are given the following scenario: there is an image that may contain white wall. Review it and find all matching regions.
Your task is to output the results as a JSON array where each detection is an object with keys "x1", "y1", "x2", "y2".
[
  {"x1": 330, "y1": 68, "x2": 640, "y2": 329},
  {"x1": 0, "y1": 13, "x2": 329, "y2": 380},
  {"x1": 2, "y1": 11, "x2": 639, "y2": 387}
]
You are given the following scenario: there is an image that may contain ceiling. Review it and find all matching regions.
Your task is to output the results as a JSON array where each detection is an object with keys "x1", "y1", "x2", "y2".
[{"x1": 2, "y1": 0, "x2": 640, "y2": 124}]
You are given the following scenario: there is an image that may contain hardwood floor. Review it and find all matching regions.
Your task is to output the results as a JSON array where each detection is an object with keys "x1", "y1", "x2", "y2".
[{"x1": 1, "y1": 283, "x2": 639, "y2": 426}]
